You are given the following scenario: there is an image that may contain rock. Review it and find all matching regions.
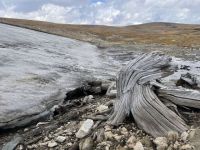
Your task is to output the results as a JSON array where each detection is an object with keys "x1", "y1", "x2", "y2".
[
  {"x1": 134, "y1": 141, "x2": 144, "y2": 150},
  {"x1": 39, "y1": 142, "x2": 48, "y2": 146},
  {"x1": 181, "y1": 131, "x2": 189, "y2": 142},
  {"x1": 104, "y1": 125, "x2": 112, "y2": 131},
  {"x1": 104, "y1": 131, "x2": 114, "y2": 140},
  {"x1": 97, "y1": 105, "x2": 108, "y2": 112},
  {"x1": 113, "y1": 134, "x2": 122, "y2": 142},
  {"x1": 141, "y1": 136, "x2": 152, "y2": 148},
  {"x1": 64, "y1": 129, "x2": 73, "y2": 135},
  {"x1": 127, "y1": 135, "x2": 137, "y2": 144},
  {"x1": 167, "y1": 131, "x2": 179, "y2": 143},
  {"x1": 79, "y1": 137, "x2": 93, "y2": 150},
  {"x1": 173, "y1": 141, "x2": 180, "y2": 149},
  {"x1": 180, "y1": 144, "x2": 193, "y2": 150},
  {"x1": 27, "y1": 144, "x2": 38, "y2": 149},
  {"x1": 153, "y1": 137, "x2": 168, "y2": 150},
  {"x1": 2, "y1": 134, "x2": 23, "y2": 150},
  {"x1": 76, "y1": 119, "x2": 94, "y2": 138},
  {"x1": 44, "y1": 136, "x2": 49, "y2": 142},
  {"x1": 83, "y1": 95, "x2": 94, "y2": 103},
  {"x1": 127, "y1": 135, "x2": 136, "y2": 149},
  {"x1": 188, "y1": 129, "x2": 200, "y2": 149},
  {"x1": 121, "y1": 127, "x2": 128, "y2": 136},
  {"x1": 69, "y1": 142, "x2": 79, "y2": 150},
  {"x1": 55, "y1": 136, "x2": 66, "y2": 143},
  {"x1": 96, "y1": 128, "x2": 105, "y2": 143},
  {"x1": 107, "y1": 90, "x2": 117, "y2": 98},
  {"x1": 116, "y1": 145, "x2": 128, "y2": 150},
  {"x1": 48, "y1": 141, "x2": 58, "y2": 148}
]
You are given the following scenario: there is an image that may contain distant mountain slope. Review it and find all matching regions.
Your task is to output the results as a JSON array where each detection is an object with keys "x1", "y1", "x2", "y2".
[{"x1": 1, "y1": 17, "x2": 200, "y2": 48}]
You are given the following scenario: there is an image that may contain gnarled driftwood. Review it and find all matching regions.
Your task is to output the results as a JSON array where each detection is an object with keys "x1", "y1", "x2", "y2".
[{"x1": 108, "y1": 52, "x2": 192, "y2": 137}]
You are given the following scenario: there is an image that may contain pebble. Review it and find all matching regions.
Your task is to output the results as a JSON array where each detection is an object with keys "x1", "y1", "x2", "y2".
[
  {"x1": 104, "y1": 125, "x2": 112, "y2": 131},
  {"x1": 104, "y1": 131, "x2": 114, "y2": 140},
  {"x1": 127, "y1": 135, "x2": 136, "y2": 144},
  {"x1": 44, "y1": 136, "x2": 49, "y2": 142},
  {"x1": 134, "y1": 141, "x2": 144, "y2": 150},
  {"x1": 153, "y1": 137, "x2": 168, "y2": 150},
  {"x1": 180, "y1": 144, "x2": 193, "y2": 150},
  {"x1": 167, "y1": 131, "x2": 179, "y2": 143},
  {"x1": 113, "y1": 134, "x2": 122, "y2": 142},
  {"x1": 121, "y1": 127, "x2": 128, "y2": 136},
  {"x1": 83, "y1": 95, "x2": 94, "y2": 103},
  {"x1": 64, "y1": 129, "x2": 73, "y2": 135},
  {"x1": 181, "y1": 131, "x2": 189, "y2": 142},
  {"x1": 48, "y1": 141, "x2": 58, "y2": 148},
  {"x1": 55, "y1": 136, "x2": 66, "y2": 143},
  {"x1": 27, "y1": 144, "x2": 38, "y2": 149},
  {"x1": 76, "y1": 119, "x2": 94, "y2": 138},
  {"x1": 79, "y1": 137, "x2": 93, "y2": 150},
  {"x1": 97, "y1": 105, "x2": 108, "y2": 112}
]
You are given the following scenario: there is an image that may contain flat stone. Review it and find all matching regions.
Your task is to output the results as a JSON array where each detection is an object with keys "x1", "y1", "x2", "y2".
[
  {"x1": 181, "y1": 131, "x2": 188, "y2": 142},
  {"x1": 134, "y1": 141, "x2": 144, "y2": 150},
  {"x1": 48, "y1": 141, "x2": 58, "y2": 148},
  {"x1": 180, "y1": 144, "x2": 193, "y2": 150},
  {"x1": 167, "y1": 131, "x2": 179, "y2": 143},
  {"x1": 55, "y1": 136, "x2": 66, "y2": 143},
  {"x1": 153, "y1": 137, "x2": 168, "y2": 150},
  {"x1": 97, "y1": 105, "x2": 108, "y2": 113},
  {"x1": 76, "y1": 119, "x2": 94, "y2": 138}
]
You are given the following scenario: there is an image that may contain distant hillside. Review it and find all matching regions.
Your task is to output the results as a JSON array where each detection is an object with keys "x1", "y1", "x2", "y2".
[{"x1": 1, "y1": 17, "x2": 200, "y2": 48}]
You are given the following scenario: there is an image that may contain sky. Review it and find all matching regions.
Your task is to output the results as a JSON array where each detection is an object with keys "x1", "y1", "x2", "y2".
[{"x1": 0, "y1": 0, "x2": 200, "y2": 25}]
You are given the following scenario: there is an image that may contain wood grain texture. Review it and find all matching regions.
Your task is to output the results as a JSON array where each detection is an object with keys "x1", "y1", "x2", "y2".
[{"x1": 108, "y1": 52, "x2": 188, "y2": 137}]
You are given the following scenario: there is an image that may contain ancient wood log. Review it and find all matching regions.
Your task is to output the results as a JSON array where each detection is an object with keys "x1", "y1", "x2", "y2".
[{"x1": 108, "y1": 52, "x2": 189, "y2": 137}]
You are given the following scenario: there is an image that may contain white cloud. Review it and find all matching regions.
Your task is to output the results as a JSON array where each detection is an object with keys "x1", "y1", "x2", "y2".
[{"x1": 0, "y1": 0, "x2": 200, "y2": 25}]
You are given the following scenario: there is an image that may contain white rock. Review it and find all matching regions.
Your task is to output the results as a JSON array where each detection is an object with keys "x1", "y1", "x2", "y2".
[
  {"x1": 104, "y1": 131, "x2": 114, "y2": 140},
  {"x1": 134, "y1": 141, "x2": 144, "y2": 150},
  {"x1": 48, "y1": 141, "x2": 58, "y2": 148},
  {"x1": 24, "y1": 128, "x2": 29, "y2": 132},
  {"x1": 36, "y1": 122, "x2": 49, "y2": 127},
  {"x1": 76, "y1": 119, "x2": 94, "y2": 138},
  {"x1": 56, "y1": 136, "x2": 66, "y2": 143},
  {"x1": 121, "y1": 127, "x2": 128, "y2": 136},
  {"x1": 181, "y1": 131, "x2": 189, "y2": 142},
  {"x1": 83, "y1": 95, "x2": 94, "y2": 103},
  {"x1": 180, "y1": 144, "x2": 193, "y2": 150},
  {"x1": 44, "y1": 136, "x2": 49, "y2": 142},
  {"x1": 39, "y1": 142, "x2": 48, "y2": 146},
  {"x1": 67, "y1": 142, "x2": 73, "y2": 146},
  {"x1": 113, "y1": 134, "x2": 122, "y2": 142},
  {"x1": 167, "y1": 131, "x2": 179, "y2": 142},
  {"x1": 64, "y1": 129, "x2": 73, "y2": 135},
  {"x1": 104, "y1": 125, "x2": 112, "y2": 131},
  {"x1": 88, "y1": 95, "x2": 94, "y2": 100},
  {"x1": 97, "y1": 105, "x2": 108, "y2": 112},
  {"x1": 127, "y1": 135, "x2": 136, "y2": 144},
  {"x1": 153, "y1": 137, "x2": 168, "y2": 150}
]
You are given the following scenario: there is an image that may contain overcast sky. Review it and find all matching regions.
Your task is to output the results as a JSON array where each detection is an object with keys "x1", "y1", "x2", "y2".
[{"x1": 0, "y1": 0, "x2": 200, "y2": 25}]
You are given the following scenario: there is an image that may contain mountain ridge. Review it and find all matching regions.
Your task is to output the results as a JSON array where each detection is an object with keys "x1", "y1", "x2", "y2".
[{"x1": 1, "y1": 17, "x2": 200, "y2": 48}]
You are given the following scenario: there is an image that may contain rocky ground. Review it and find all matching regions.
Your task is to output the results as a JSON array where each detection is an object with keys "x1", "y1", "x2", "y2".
[{"x1": 1, "y1": 80, "x2": 200, "y2": 150}]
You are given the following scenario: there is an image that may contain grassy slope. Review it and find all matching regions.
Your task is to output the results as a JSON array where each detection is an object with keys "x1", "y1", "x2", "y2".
[{"x1": 1, "y1": 17, "x2": 200, "y2": 48}]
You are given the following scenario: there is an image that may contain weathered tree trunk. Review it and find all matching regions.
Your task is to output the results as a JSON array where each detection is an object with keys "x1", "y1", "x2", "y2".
[{"x1": 108, "y1": 52, "x2": 191, "y2": 137}]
